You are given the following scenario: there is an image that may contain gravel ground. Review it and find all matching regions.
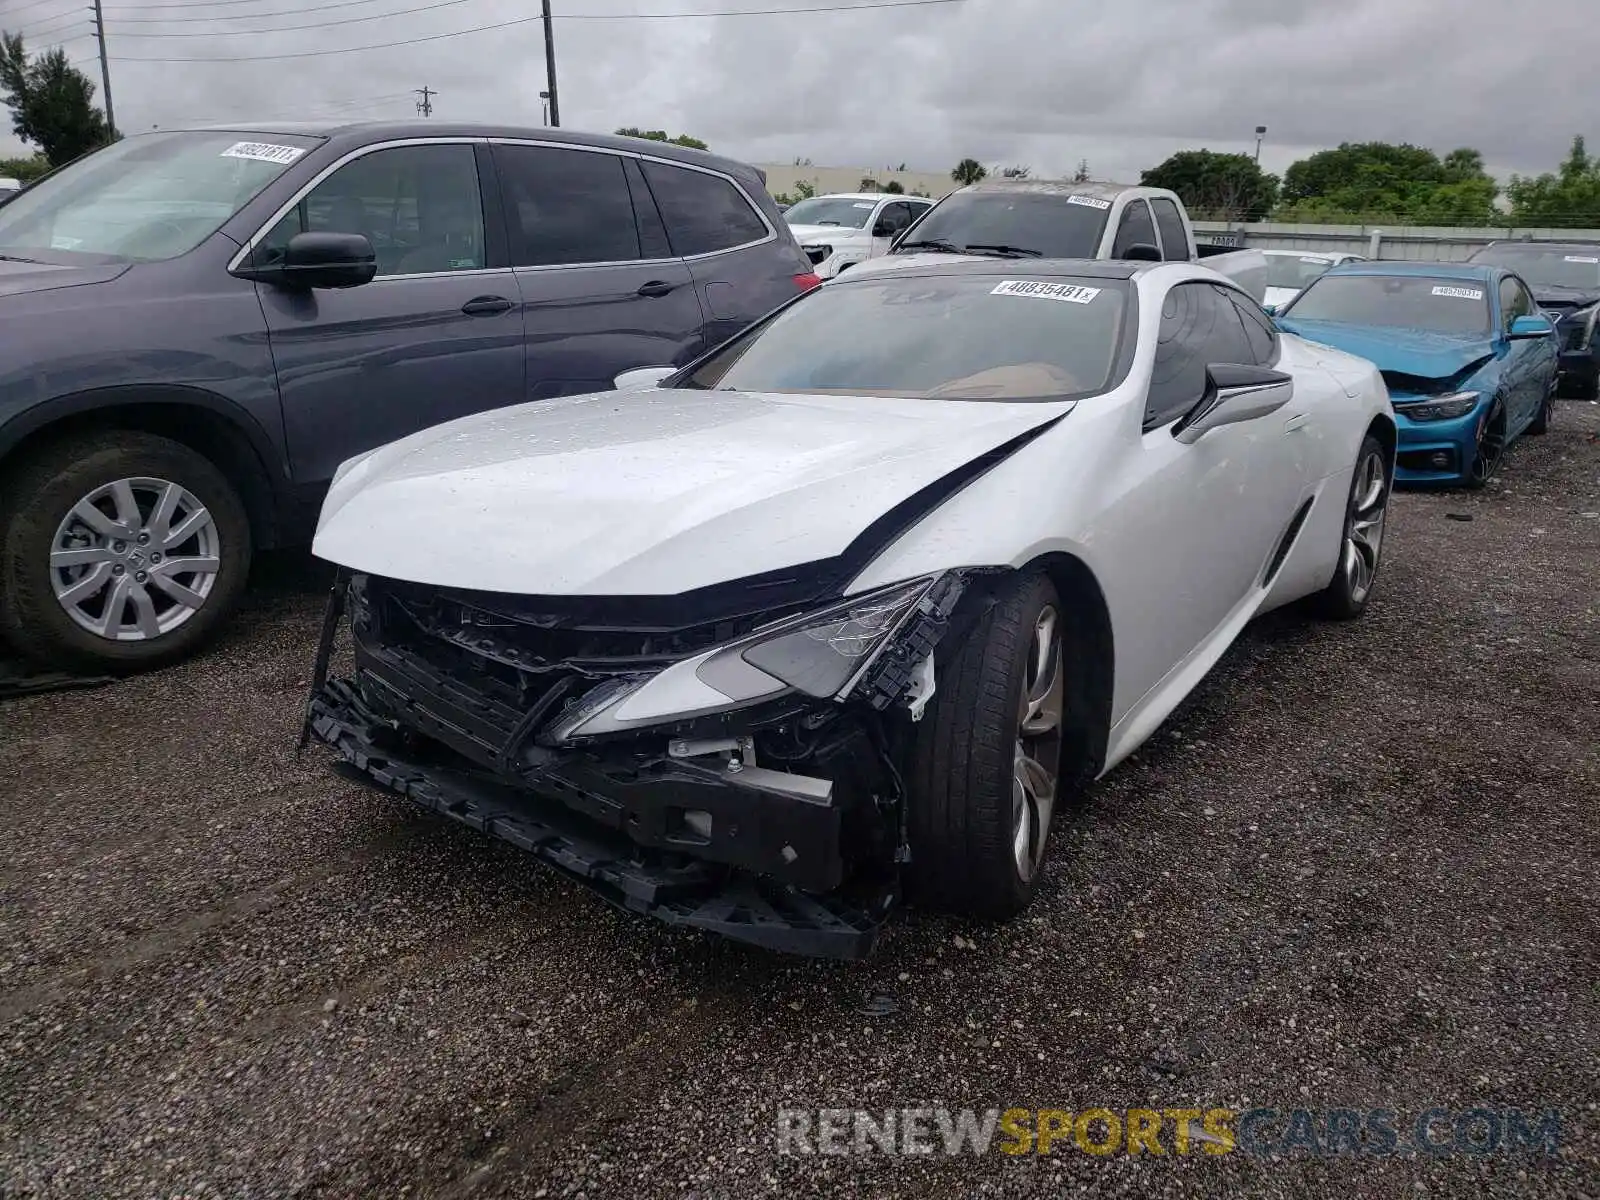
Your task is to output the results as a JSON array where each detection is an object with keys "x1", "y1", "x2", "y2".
[{"x1": 2, "y1": 405, "x2": 1597, "y2": 1199}]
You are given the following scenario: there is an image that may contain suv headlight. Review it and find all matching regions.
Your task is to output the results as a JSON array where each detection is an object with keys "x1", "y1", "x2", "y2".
[
  {"x1": 1403, "y1": 391, "x2": 1480, "y2": 421},
  {"x1": 550, "y1": 576, "x2": 939, "y2": 740}
]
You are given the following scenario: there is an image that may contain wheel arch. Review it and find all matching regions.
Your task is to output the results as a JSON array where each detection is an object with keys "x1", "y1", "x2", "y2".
[
  {"x1": 1019, "y1": 551, "x2": 1115, "y2": 787},
  {"x1": 1366, "y1": 412, "x2": 1397, "y2": 467},
  {"x1": 0, "y1": 386, "x2": 289, "y2": 550}
]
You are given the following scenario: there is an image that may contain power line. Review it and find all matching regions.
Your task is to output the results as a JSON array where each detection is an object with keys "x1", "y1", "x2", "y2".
[
  {"x1": 109, "y1": 0, "x2": 963, "y2": 60},
  {"x1": 0, "y1": 0, "x2": 79, "y2": 18},
  {"x1": 110, "y1": 0, "x2": 485, "y2": 37},
  {"x1": 106, "y1": 0, "x2": 468, "y2": 22}
]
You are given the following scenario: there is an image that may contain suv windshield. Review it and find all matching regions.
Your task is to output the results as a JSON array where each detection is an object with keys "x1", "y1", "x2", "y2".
[
  {"x1": 682, "y1": 272, "x2": 1132, "y2": 400},
  {"x1": 1284, "y1": 274, "x2": 1492, "y2": 335},
  {"x1": 1469, "y1": 244, "x2": 1600, "y2": 291},
  {"x1": 892, "y1": 190, "x2": 1109, "y2": 258},
  {"x1": 0, "y1": 130, "x2": 322, "y2": 264},
  {"x1": 1265, "y1": 254, "x2": 1338, "y2": 290},
  {"x1": 783, "y1": 197, "x2": 876, "y2": 229}
]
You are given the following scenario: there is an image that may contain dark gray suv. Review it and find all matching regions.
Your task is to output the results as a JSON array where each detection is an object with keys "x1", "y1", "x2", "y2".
[{"x1": 0, "y1": 122, "x2": 817, "y2": 672}]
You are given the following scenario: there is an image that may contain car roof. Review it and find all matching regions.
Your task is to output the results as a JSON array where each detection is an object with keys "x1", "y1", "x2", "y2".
[
  {"x1": 804, "y1": 192, "x2": 892, "y2": 202},
  {"x1": 154, "y1": 120, "x2": 752, "y2": 176},
  {"x1": 1263, "y1": 249, "x2": 1350, "y2": 259},
  {"x1": 1321, "y1": 260, "x2": 1501, "y2": 282},
  {"x1": 828, "y1": 257, "x2": 1140, "y2": 283},
  {"x1": 955, "y1": 179, "x2": 1138, "y2": 202}
]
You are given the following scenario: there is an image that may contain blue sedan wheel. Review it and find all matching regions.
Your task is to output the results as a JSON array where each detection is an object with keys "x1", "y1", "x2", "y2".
[{"x1": 1466, "y1": 399, "x2": 1507, "y2": 489}]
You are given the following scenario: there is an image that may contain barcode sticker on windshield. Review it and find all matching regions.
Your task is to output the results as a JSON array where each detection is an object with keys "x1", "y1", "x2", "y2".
[
  {"x1": 992, "y1": 280, "x2": 1102, "y2": 304},
  {"x1": 1431, "y1": 286, "x2": 1484, "y2": 300},
  {"x1": 220, "y1": 141, "x2": 305, "y2": 165},
  {"x1": 1563, "y1": 254, "x2": 1599, "y2": 264},
  {"x1": 1066, "y1": 195, "x2": 1112, "y2": 210}
]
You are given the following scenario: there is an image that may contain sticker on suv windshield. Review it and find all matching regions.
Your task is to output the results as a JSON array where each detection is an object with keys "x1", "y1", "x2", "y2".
[
  {"x1": 1563, "y1": 254, "x2": 1599, "y2": 264},
  {"x1": 220, "y1": 141, "x2": 306, "y2": 165},
  {"x1": 1066, "y1": 195, "x2": 1112, "y2": 210},
  {"x1": 991, "y1": 280, "x2": 1102, "y2": 304},
  {"x1": 1431, "y1": 285, "x2": 1484, "y2": 300}
]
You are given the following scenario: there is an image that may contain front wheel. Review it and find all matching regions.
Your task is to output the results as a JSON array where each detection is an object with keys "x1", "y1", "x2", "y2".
[
  {"x1": 1464, "y1": 399, "x2": 1507, "y2": 489},
  {"x1": 1527, "y1": 389, "x2": 1554, "y2": 436},
  {"x1": 905, "y1": 572, "x2": 1067, "y2": 918},
  {"x1": 1311, "y1": 433, "x2": 1390, "y2": 620},
  {"x1": 0, "y1": 431, "x2": 252, "y2": 673}
]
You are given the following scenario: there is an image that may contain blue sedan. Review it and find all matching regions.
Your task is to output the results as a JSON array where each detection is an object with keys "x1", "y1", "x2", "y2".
[{"x1": 1271, "y1": 262, "x2": 1560, "y2": 487}]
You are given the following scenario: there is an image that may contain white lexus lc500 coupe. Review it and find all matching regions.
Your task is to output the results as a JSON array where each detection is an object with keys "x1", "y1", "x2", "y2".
[{"x1": 303, "y1": 258, "x2": 1395, "y2": 959}]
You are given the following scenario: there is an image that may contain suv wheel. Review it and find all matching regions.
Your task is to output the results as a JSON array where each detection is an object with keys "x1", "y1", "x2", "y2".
[{"x1": 0, "y1": 431, "x2": 251, "y2": 673}]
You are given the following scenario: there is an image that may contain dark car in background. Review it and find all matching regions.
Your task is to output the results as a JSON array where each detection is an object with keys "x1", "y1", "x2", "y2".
[
  {"x1": 1469, "y1": 240, "x2": 1600, "y2": 399},
  {"x1": 0, "y1": 122, "x2": 817, "y2": 673}
]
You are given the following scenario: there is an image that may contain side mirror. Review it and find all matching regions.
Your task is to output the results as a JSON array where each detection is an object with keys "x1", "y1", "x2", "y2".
[
  {"x1": 1262, "y1": 302, "x2": 1279, "y2": 317},
  {"x1": 237, "y1": 231, "x2": 376, "y2": 290},
  {"x1": 1508, "y1": 314, "x2": 1554, "y2": 339},
  {"x1": 1173, "y1": 363, "x2": 1293, "y2": 445},
  {"x1": 872, "y1": 220, "x2": 898, "y2": 238},
  {"x1": 613, "y1": 365, "x2": 676, "y2": 391},
  {"x1": 1123, "y1": 243, "x2": 1162, "y2": 262}
]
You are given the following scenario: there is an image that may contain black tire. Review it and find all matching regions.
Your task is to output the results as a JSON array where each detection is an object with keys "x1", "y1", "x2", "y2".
[
  {"x1": 1527, "y1": 389, "x2": 1553, "y2": 436},
  {"x1": 0, "y1": 431, "x2": 252, "y2": 673},
  {"x1": 905, "y1": 571, "x2": 1066, "y2": 918},
  {"x1": 1464, "y1": 399, "x2": 1507, "y2": 490},
  {"x1": 1311, "y1": 433, "x2": 1389, "y2": 621}
]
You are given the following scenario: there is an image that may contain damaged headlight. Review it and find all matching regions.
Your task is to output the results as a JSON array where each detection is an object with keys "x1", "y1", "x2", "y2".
[
  {"x1": 550, "y1": 576, "x2": 940, "y2": 740},
  {"x1": 1402, "y1": 391, "x2": 1479, "y2": 421}
]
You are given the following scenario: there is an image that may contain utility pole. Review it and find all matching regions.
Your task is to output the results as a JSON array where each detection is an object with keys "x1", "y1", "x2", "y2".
[
  {"x1": 414, "y1": 86, "x2": 436, "y2": 117},
  {"x1": 1254, "y1": 124, "x2": 1267, "y2": 164},
  {"x1": 89, "y1": 0, "x2": 116, "y2": 138},
  {"x1": 540, "y1": 0, "x2": 559, "y2": 127}
]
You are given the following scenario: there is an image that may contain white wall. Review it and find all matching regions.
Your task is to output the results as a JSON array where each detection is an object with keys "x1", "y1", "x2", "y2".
[{"x1": 756, "y1": 164, "x2": 957, "y2": 202}]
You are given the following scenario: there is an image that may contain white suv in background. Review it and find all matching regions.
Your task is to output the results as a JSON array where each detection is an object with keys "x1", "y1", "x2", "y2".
[{"x1": 782, "y1": 192, "x2": 935, "y2": 279}]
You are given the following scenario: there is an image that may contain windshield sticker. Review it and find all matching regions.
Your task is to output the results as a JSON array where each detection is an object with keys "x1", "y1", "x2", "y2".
[
  {"x1": 1563, "y1": 254, "x2": 1599, "y2": 264},
  {"x1": 1066, "y1": 195, "x2": 1112, "y2": 210},
  {"x1": 220, "y1": 141, "x2": 306, "y2": 165},
  {"x1": 991, "y1": 280, "x2": 1102, "y2": 304},
  {"x1": 1431, "y1": 285, "x2": 1484, "y2": 300},
  {"x1": 853, "y1": 201, "x2": 875, "y2": 209}
]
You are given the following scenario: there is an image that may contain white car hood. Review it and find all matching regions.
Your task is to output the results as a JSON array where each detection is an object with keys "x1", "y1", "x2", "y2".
[
  {"x1": 787, "y1": 223, "x2": 868, "y2": 244},
  {"x1": 313, "y1": 388, "x2": 1074, "y2": 595}
]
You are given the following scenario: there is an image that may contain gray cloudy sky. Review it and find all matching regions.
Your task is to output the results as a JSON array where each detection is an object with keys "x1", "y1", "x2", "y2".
[{"x1": 1, "y1": 0, "x2": 1592, "y2": 182}]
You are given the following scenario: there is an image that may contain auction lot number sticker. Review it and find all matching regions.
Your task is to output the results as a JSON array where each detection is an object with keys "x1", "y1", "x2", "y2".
[
  {"x1": 221, "y1": 142, "x2": 307, "y2": 165},
  {"x1": 1431, "y1": 285, "x2": 1484, "y2": 300},
  {"x1": 992, "y1": 280, "x2": 1102, "y2": 304}
]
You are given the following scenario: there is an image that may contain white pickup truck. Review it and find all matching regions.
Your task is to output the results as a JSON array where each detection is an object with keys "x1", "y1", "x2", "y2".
[{"x1": 838, "y1": 180, "x2": 1268, "y2": 302}]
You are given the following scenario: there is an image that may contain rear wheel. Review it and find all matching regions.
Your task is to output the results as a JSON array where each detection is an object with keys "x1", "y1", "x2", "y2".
[
  {"x1": 0, "y1": 431, "x2": 252, "y2": 673},
  {"x1": 1311, "y1": 433, "x2": 1389, "y2": 620},
  {"x1": 905, "y1": 572, "x2": 1066, "y2": 918}
]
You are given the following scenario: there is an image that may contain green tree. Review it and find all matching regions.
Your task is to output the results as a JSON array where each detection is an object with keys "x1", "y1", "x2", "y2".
[
  {"x1": 951, "y1": 157, "x2": 987, "y2": 185},
  {"x1": 0, "y1": 152, "x2": 49, "y2": 182},
  {"x1": 1140, "y1": 149, "x2": 1278, "y2": 220},
  {"x1": 1276, "y1": 140, "x2": 1498, "y2": 224},
  {"x1": 1506, "y1": 136, "x2": 1600, "y2": 228},
  {"x1": 614, "y1": 127, "x2": 708, "y2": 151},
  {"x1": 882, "y1": 180, "x2": 905, "y2": 194},
  {"x1": 0, "y1": 33, "x2": 112, "y2": 167}
]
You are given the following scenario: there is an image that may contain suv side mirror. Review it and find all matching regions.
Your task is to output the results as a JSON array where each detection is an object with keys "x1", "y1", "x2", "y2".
[
  {"x1": 236, "y1": 231, "x2": 377, "y2": 290},
  {"x1": 614, "y1": 365, "x2": 676, "y2": 391},
  {"x1": 873, "y1": 219, "x2": 898, "y2": 238},
  {"x1": 1508, "y1": 314, "x2": 1554, "y2": 339},
  {"x1": 1173, "y1": 363, "x2": 1293, "y2": 444}
]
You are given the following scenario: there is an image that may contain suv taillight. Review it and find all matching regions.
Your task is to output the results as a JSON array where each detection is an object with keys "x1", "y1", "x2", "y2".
[{"x1": 794, "y1": 272, "x2": 821, "y2": 292}]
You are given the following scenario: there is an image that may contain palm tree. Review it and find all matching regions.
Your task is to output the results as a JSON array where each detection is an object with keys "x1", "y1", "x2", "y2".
[{"x1": 951, "y1": 158, "x2": 987, "y2": 185}]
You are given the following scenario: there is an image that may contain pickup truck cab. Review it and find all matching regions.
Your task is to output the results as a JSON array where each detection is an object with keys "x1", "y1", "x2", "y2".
[
  {"x1": 783, "y1": 192, "x2": 936, "y2": 279},
  {"x1": 838, "y1": 180, "x2": 1268, "y2": 301}
]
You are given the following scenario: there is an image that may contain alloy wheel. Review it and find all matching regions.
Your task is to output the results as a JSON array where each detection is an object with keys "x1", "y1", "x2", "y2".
[
  {"x1": 1470, "y1": 405, "x2": 1506, "y2": 485},
  {"x1": 1012, "y1": 604, "x2": 1065, "y2": 882},
  {"x1": 48, "y1": 476, "x2": 221, "y2": 641},
  {"x1": 1344, "y1": 448, "x2": 1389, "y2": 604}
]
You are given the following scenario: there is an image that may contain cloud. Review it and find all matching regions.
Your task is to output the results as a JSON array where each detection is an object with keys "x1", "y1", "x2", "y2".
[{"x1": 0, "y1": 0, "x2": 1590, "y2": 184}]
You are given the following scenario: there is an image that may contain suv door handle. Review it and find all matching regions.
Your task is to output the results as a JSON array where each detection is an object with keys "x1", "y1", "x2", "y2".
[
  {"x1": 461, "y1": 295, "x2": 513, "y2": 315},
  {"x1": 636, "y1": 280, "x2": 678, "y2": 298}
]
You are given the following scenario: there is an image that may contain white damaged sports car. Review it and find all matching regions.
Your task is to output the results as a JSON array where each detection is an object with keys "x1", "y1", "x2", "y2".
[{"x1": 303, "y1": 258, "x2": 1395, "y2": 958}]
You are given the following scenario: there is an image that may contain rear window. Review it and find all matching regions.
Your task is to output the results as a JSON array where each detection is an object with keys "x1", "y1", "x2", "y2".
[
  {"x1": 1284, "y1": 274, "x2": 1492, "y2": 335},
  {"x1": 640, "y1": 161, "x2": 769, "y2": 257},
  {"x1": 896, "y1": 190, "x2": 1110, "y2": 259},
  {"x1": 683, "y1": 272, "x2": 1133, "y2": 401}
]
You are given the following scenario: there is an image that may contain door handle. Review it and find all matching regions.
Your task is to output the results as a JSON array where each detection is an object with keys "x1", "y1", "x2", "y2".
[
  {"x1": 461, "y1": 295, "x2": 513, "y2": 315},
  {"x1": 636, "y1": 280, "x2": 678, "y2": 298},
  {"x1": 1284, "y1": 413, "x2": 1308, "y2": 433}
]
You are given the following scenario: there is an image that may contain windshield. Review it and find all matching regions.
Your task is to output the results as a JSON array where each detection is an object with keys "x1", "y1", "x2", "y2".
[
  {"x1": 1265, "y1": 254, "x2": 1339, "y2": 290},
  {"x1": 1284, "y1": 274, "x2": 1492, "y2": 335},
  {"x1": 783, "y1": 197, "x2": 876, "y2": 229},
  {"x1": 0, "y1": 130, "x2": 321, "y2": 264},
  {"x1": 1469, "y1": 245, "x2": 1600, "y2": 291},
  {"x1": 681, "y1": 272, "x2": 1132, "y2": 400},
  {"x1": 894, "y1": 191, "x2": 1109, "y2": 258}
]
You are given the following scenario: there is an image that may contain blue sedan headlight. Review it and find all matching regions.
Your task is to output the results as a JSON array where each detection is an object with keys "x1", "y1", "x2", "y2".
[{"x1": 1403, "y1": 391, "x2": 1480, "y2": 421}]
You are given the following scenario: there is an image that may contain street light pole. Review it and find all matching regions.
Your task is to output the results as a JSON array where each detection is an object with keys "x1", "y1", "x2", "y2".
[
  {"x1": 1254, "y1": 125, "x2": 1267, "y2": 164},
  {"x1": 91, "y1": 0, "x2": 116, "y2": 139},
  {"x1": 540, "y1": 0, "x2": 560, "y2": 127}
]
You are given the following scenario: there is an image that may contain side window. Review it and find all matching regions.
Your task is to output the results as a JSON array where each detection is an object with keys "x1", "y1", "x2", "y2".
[
  {"x1": 623, "y1": 158, "x2": 672, "y2": 260},
  {"x1": 1145, "y1": 282, "x2": 1255, "y2": 428},
  {"x1": 494, "y1": 146, "x2": 640, "y2": 267},
  {"x1": 1111, "y1": 199, "x2": 1158, "y2": 259},
  {"x1": 1149, "y1": 197, "x2": 1189, "y2": 262},
  {"x1": 1221, "y1": 286, "x2": 1280, "y2": 365},
  {"x1": 876, "y1": 201, "x2": 913, "y2": 236},
  {"x1": 640, "y1": 161, "x2": 769, "y2": 257},
  {"x1": 259, "y1": 143, "x2": 484, "y2": 277},
  {"x1": 1498, "y1": 276, "x2": 1533, "y2": 330}
]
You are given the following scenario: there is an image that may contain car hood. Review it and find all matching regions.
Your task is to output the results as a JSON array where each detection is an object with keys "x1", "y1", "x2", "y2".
[
  {"x1": 823, "y1": 251, "x2": 989, "y2": 282},
  {"x1": 313, "y1": 387, "x2": 1074, "y2": 596},
  {"x1": 1529, "y1": 284, "x2": 1600, "y2": 310},
  {"x1": 0, "y1": 256, "x2": 130, "y2": 298},
  {"x1": 787, "y1": 223, "x2": 868, "y2": 244},
  {"x1": 1272, "y1": 318, "x2": 1495, "y2": 381}
]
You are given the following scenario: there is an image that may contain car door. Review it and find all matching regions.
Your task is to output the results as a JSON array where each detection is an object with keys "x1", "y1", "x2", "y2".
[
  {"x1": 1110, "y1": 199, "x2": 1160, "y2": 260},
  {"x1": 491, "y1": 143, "x2": 706, "y2": 400},
  {"x1": 1107, "y1": 280, "x2": 1308, "y2": 707},
  {"x1": 253, "y1": 140, "x2": 525, "y2": 489},
  {"x1": 869, "y1": 200, "x2": 915, "y2": 258},
  {"x1": 1499, "y1": 273, "x2": 1553, "y2": 431}
]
